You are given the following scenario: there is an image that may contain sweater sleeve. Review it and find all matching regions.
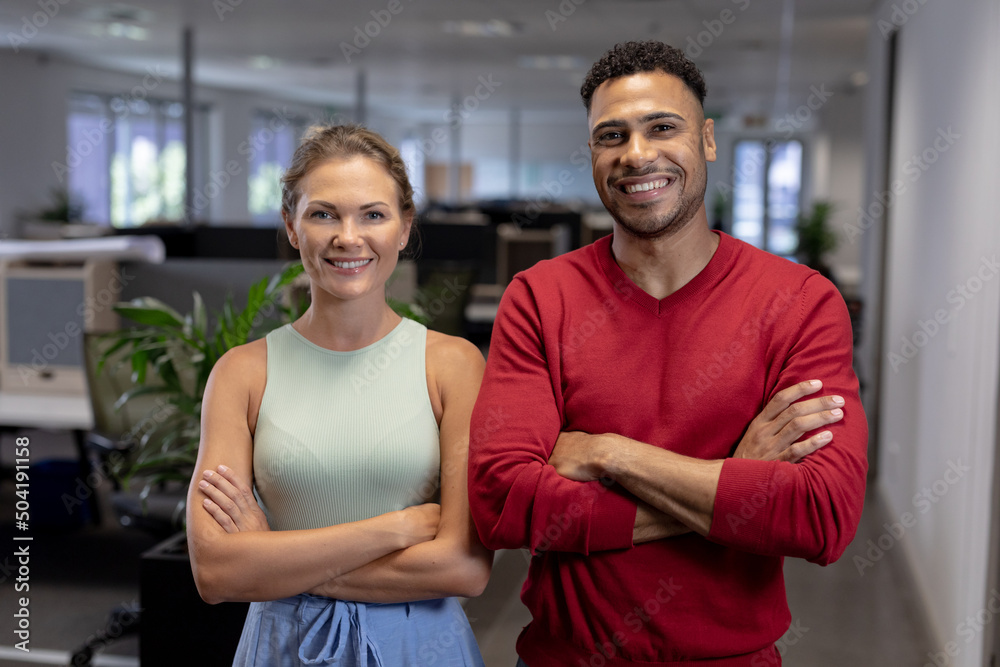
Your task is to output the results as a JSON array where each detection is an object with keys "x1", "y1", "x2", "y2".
[
  {"x1": 707, "y1": 274, "x2": 869, "y2": 565},
  {"x1": 468, "y1": 277, "x2": 637, "y2": 554}
]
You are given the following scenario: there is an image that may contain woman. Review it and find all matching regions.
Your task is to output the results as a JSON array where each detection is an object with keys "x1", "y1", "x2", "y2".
[{"x1": 186, "y1": 124, "x2": 492, "y2": 665}]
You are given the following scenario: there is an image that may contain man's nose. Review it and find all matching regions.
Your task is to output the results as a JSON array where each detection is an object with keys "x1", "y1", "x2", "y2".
[{"x1": 621, "y1": 133, "x2": 657, "y2": 168}]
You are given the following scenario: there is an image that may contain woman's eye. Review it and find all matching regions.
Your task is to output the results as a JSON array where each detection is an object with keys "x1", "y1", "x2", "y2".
[
  {"x1": 365, "y1": 210, "x2": 386, "y2": 220},
  {"x1": 310, "y1": 210, "x2": 332, "y2": 219}
]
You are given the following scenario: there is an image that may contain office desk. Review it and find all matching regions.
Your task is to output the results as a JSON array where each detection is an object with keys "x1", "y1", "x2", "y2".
[
  {"x1": 0, "y1": 392, "x2": 93, "y2": 431},
  {"x1": 0, "y1": 392, "x2": 98, "y2": 523}
]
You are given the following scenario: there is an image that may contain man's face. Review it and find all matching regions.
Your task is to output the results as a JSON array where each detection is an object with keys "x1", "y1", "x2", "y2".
[{"x1": 588, "y1": 71, "x2": 716, "y2": 240}]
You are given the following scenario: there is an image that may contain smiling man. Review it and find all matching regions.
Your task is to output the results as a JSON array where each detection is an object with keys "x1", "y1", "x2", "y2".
[{"x1": 467, "y1": 41, "x2": 869, "y2": 665}]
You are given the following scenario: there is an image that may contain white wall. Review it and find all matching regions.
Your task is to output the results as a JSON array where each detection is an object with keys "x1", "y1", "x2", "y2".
[{"x1": 862, "y1": 0, "x2": 1000, "y2": 664}]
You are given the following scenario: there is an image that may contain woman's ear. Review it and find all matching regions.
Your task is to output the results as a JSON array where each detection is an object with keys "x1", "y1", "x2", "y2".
[
  {"x1": 283, "y1": 210, "x2": 299, "y2": 249},
  {"x1": 399, "y1": 212, "x2": 414, "y2": 251}
]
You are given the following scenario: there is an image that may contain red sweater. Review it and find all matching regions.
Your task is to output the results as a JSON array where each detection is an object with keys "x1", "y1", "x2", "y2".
[{"x1": 468, "y1": 232, "x2": 868, "y2": 666}]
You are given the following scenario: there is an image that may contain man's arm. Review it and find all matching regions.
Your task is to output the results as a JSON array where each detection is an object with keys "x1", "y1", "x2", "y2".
[
  {"x1": 550, "y1": 276, "x2": 868, "y2": 565},
  {"x1": 468, "y1": 277, "x2": 637, "y2": 555}
]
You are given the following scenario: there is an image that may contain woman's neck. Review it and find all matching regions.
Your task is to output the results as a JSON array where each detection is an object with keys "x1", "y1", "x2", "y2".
[{"x1": 292, "y1": 290, "x2": 402, "y2": 351}]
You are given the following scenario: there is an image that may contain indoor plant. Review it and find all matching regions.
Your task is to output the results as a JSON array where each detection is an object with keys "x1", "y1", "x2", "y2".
[{"x1": 794, "y1": 200, "x2": 839, "y2": 283}]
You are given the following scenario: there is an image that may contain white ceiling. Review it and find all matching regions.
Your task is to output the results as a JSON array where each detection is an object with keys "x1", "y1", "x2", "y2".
[{"x1": 0, "y1": 0, "x2": 873, "y2": 120}]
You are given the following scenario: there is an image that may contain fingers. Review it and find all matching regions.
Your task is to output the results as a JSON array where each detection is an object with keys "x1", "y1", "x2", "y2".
[
  {"x1": 197, "y1": 465, "x2": 254, "y2": 529},
  {"x1": 759, "y1": 380, "x2": 824, "y2": 422},
  {"x1": 202, "y1": 497, "x2": 238, "y2": 533},
  {"x1": 773, "y1": 399, "x2": 844, "y2": 445},
  {"x1": 779, "y1": 430, "x2": 834, "y2": 464}
]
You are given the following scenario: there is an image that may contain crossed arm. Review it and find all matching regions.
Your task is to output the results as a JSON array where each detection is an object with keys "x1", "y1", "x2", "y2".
[
  {"x1": 468, "y1": 275, "x2": 867, "y2": 563},
  {"x1": 188, "y1": 335, "x2": 492, "y2": 604},
  {"x1": 550, "y1": 380, "x2": 845, "y2": 540}
]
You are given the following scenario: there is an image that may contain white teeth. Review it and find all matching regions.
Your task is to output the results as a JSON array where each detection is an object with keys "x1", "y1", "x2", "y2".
[
  {"x1": 331, "y1": 259, "x2": 370, "y2": 269},
  {"x1": 624, "y1": 179, "x2": 668, "y2": 194}
]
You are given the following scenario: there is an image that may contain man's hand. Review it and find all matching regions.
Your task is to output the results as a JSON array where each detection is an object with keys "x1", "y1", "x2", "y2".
[
  {"x1": 548, "y1": 431, "x2": 613, "y2": 482},
  {"x1": 733, "y1": 380, "x2": 844, "y2": 463},
  {"x1": 198, "y1": 465, "x2": 271, "y2": 533}
]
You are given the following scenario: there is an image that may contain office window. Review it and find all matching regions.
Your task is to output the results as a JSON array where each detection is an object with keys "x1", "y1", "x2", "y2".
[
  {"x1": 66, "y1": 92, "x2": 207, "y2": 227},
  {"x1": 731, "y1": 139, "x2": 803, "y2": 257},
  {"x1": 247, "y1": 111, "x2": 309, "y2": 224}
]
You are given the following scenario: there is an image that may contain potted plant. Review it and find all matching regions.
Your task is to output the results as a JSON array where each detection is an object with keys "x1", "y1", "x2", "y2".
[
  {"x1": 97, "y1": 261, "x2": 305, "y2": 664},
  {"x1": 794, "y1": 200, "x2": 839, "y2": 285}
]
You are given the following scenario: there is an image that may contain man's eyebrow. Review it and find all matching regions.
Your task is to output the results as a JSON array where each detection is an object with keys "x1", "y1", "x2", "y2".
[{"x1": 591, "y1": 111, "x2": 687, "y2": 138}]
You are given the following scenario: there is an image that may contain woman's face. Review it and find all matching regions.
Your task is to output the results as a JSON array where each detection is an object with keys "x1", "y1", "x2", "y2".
[{"x1": 284, "y1": 156, "x2": 411, "y2": 306}]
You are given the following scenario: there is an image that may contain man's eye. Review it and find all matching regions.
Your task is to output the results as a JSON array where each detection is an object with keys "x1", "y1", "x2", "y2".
[
  {"x1": 599, "y1": 131, "x2": 623, "y2": 143},
  {"x1": 653, "y1": 124, "x2": 675, "y2": 132}
]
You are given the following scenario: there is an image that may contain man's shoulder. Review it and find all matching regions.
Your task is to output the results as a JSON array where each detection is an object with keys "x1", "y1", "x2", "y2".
[{"x1": 725, "y1": 234, "x2": 831, "y2": 294}]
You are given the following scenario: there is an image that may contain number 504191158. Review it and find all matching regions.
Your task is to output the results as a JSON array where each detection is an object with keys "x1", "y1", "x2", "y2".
[{"x1": 14, "y1": 436, "x2": 30, "y2": 529}]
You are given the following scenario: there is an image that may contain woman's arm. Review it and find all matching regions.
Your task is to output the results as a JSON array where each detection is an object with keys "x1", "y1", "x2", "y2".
[
  {"x1": 186, "y1": 342, "x2": 438, "y2": 605},
  {"x1": 306, "y1": 334, "x2": 494, "y2": 602}
]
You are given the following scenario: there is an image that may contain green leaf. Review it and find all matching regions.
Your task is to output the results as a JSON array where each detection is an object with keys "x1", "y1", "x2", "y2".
[
  {"x1": 192, "y1": 291, "x2": 207, "y2": 339},
  {"x1": 114, "y1": 298, "x2": 185, "y2": 328}
]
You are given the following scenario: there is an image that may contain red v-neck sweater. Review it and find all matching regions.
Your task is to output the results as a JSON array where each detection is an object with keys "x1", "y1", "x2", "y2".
[{"x1": 469, "y1": 232, "x2": 868, "y2": 665}]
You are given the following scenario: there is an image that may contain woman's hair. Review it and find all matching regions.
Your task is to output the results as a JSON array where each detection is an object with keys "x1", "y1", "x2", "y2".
[{"x1": 280, "y1": 124, "x2": 416, "y2": 220}]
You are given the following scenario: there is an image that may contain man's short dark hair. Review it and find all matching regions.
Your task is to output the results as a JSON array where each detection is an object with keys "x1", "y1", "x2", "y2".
[{"x1": 580, "y1": 41, "x2": 707, "y2": 113}]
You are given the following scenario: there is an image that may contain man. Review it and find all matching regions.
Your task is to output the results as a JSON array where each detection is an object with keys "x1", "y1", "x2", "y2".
[{"x1": 468, "y1": 41, "x2": 867, "y2": 666}]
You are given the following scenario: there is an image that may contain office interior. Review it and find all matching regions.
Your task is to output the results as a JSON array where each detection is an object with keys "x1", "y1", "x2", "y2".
[{"x1": 0, "y1": 0, "x2": 998, "y2": 665}]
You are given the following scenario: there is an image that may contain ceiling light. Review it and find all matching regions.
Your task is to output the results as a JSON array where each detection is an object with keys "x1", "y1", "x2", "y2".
[
  {"x1": 850, "y1": 71, "x2": 869, "y2": 87},
  {"x1": 442, "y1": 19, "x2": 519, "y2": 38},
  {"x1": 106, "y1": 22, "x2": 148, "y2": 40},
  {"x1": 518, "y1": 55, "x2": 588, "y2": 70},
  {"x1": 249, "y1": 56, "x2": 280, "y2": 70}
]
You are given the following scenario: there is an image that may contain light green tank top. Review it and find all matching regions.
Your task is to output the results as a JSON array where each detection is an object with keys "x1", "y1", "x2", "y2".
[{"x1": 252, "y1": 318, "x2": 440, "y2": 531}]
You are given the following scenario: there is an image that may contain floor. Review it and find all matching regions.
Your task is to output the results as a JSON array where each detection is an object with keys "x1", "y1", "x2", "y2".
[{"x1": 0, "y1": 429, "x2": 933, "y2": 666}]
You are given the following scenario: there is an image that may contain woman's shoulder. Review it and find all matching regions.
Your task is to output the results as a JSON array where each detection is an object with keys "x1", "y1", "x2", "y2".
[
  {"x1": 211, "y1": 338, "x2": 268, "y2": 386},
  {"x1": 424, "y1": 329, "x2": 485, "y2": 371}
]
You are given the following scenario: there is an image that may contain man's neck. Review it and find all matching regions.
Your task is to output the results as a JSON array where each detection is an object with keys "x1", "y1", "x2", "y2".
[{"x1": 610, "y1": 218, "x2": 720, "y2": 300}]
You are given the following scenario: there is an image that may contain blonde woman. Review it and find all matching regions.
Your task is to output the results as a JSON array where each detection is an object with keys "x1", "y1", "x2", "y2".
[{"x1": 187, "y1": 125, "x2": 491, "y2": 665}]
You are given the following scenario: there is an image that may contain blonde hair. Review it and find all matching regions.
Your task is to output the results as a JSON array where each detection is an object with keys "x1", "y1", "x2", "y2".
[{"x1": 280, "y1": 124, "x2": 415, "y2": 219}]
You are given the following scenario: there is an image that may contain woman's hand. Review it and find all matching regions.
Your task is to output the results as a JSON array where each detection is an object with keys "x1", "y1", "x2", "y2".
[
  {"x1": 734, "y1": 380, "x2": 845, "y2": 463},
  {"x1": 305, "y1": 503, "x2": 441, "y2": 599},
  {"x1": 198, "y1": 464, "x2": 271, "y2": 533},
  {"x1": 396, "y1": 502, "x2": 441, "y2": 547}
]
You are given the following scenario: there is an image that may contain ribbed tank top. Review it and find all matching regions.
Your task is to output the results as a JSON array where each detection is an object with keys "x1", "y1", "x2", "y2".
[{"x1": 252, "y1": 318, "x2": 440, "y2": 531}]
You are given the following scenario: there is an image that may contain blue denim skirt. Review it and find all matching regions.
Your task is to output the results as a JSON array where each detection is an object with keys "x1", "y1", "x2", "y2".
[{"x1": 233, "y1": 594, "x2": 485, "y2": 666}]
